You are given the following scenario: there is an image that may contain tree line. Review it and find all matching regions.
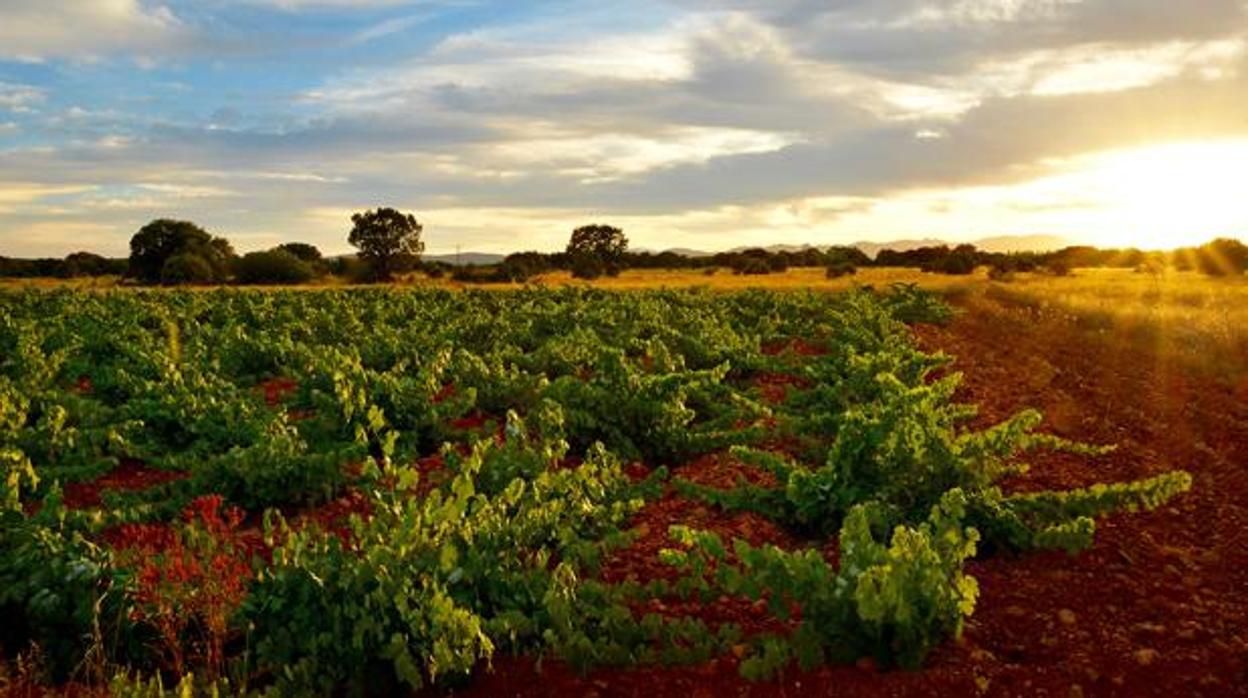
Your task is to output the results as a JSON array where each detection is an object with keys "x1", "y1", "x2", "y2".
[{"x1": 1, "y1": 207, "x2": 1245, "y2": 283}]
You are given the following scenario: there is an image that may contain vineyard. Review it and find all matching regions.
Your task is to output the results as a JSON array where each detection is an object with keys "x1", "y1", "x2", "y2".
[{"x1": 0, "y1": 286, "x2": 1193, "y2": 695}]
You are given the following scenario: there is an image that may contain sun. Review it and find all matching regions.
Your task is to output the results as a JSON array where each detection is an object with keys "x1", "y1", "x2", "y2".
[{"x1": 1052, "y1": 139, "x2": 1248, "y2": 250}]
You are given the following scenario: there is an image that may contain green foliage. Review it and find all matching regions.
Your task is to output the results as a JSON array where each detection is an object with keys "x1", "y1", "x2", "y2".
[
  {"x1": 0, "y1": 493, "x2": 132, "y2": 680},
  {"x1": 247, "y1": 435, "x2": 647, "y2": 693},
  {"x1": 190, "y1": 428, "x2": 362, "y2": 510},
  {"x1": 881, "y1": 282, "x2": 955, "y2": 324},
  {"x1": 663, "y1": 489, "x2": 980, "y2": 677},
  {"x1": 967, "y1": 471, "x2": 1192, "y2": 554}
]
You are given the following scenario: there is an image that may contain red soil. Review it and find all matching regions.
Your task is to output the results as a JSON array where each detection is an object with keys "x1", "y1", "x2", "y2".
[
  {"x1": 453, "y1": 296, "x2": 1248, "y2": 697},
  {"x1": 61, "y1": 459, "x2": 189, "y2": 509},
  {"x1": 450, "y1": 412, "x2": 492, "y2": 432},
  {"x1": 760, "y1": 338, "x2": 827, "y2": 357},
  {"x1": 433, "y1": 383, "x2": 457, "y2": 404},
  {"x1": 753, "y1": 371, "x2": 810, "y2": 404},
  {"x1": 258, "y1": 377, "x2": 298, "y2": 407},
  {"x1": 294, "y1": 489, "x2": 375, "y2": 544}
]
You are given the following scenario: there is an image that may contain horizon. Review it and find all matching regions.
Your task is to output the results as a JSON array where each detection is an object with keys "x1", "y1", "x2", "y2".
[{"x1": 3, "y1": 2, "x2": 1248, "y2": 257}]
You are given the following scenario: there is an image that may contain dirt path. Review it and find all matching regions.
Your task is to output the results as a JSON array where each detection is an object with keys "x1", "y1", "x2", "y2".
[{"x1": 456, "y1": 294, "x2": 1248, "y2": 697}]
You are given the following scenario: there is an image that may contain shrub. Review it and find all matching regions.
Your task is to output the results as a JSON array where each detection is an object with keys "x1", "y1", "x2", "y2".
[
  {"x1": 570, "y1": 255, "x2": 607, "y2": 280},
  {"x1": 274, "y1": 243, "x2": 323, "y2": 264},
  {"x1": 733, "y1": 258, "x2": 773, "y2": 275},
  {"x1": 987, "y1": 265, "x2": 1014, "y2": 282},
  {"x1": 234, "y1": 250, "x2": 315, "y2": 285},
  {"x1": 924, "y1": 254, "x2": 976, "y2": 275},
  {"x1": 1195, "y1": 238, "x2": 1248, "y2": 276},
  {"x1": 1044, "y1": 260, "x2": 1071, "y2": 277},
  {"x1": 826, "y1": 261, "x2": 857, "y2": 279},
  {"x1": 160, "y1": 254, "x2": 216, "y2": 286}
]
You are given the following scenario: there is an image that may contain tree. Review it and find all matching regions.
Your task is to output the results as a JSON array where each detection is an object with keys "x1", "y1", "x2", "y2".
[
  {"x1": 235, "y1": 250, "x2": 315, "y2": 285},
  {"x1": 275, "y1": 243, "x2": 324, "y2": 264},
  {"x1": 348, "y1": 208, "x2": 424, "y2": 282},
  {"x1": 64, "y1": 251, "x2": 122, "y2": 278},
  {"x1": 129, "y1": 219, "x2": 233, "y2": 284},
  {"x1": 566, "y1": 224, "x2": 627, "y2": 279}
]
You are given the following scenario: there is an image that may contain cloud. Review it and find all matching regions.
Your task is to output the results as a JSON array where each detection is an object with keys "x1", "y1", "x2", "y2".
[
  {"x1": 348, "y1": 14, "x2": 436, "y2": 44},
  {"x1": 0, "y1": 83, "x2": 47, "y2": 113},
  {"x1": 252, "y1": 0, "x2": 440, "y2": 9},
  {"x1": 0, "y1": 1, "x2": 189, "y2": 60}
]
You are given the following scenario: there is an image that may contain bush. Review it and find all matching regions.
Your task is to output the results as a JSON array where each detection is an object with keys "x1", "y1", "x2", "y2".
[
  {"x1": 924, "y1": 255, "x2": 976, "y2": 275},
  {"x1": 235, "y1": 250, "x2": 315, "y2": 285},
  {"x1": 1195, "y1": 238, "x2": 1248, "y2": 276},
  {"x1": 64, "y1": 252, "x2": 123, "y2": 278},
  {"x1": 160, "y1": 254, "x2": 216, "y2": 286},
  {"x1": 326, "y1": 257, "x2": 373, "y2": 284},
  {"x1": 987, "y1": 265, "x2": 1014, "y2": 282},
  {"x1": 274, "y1": 243, "x2": 323, "y2": 264},
  {"x1": 825, "y1": 261, "x2": 857, "y2": 279},
  {"x1": 733, "y1": 258, "x2": 772, "y2": 275},
  {"x1": 570, "y1": 255, "x2": 607, "y2": 280},
  {"x1": 1044, "y1": 260, "x2": 1071, "y2": 277}
]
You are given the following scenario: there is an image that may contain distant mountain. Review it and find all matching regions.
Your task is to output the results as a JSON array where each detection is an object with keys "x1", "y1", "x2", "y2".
[
  {"x1": 968, "y1": 235, "x2": 1072, "y2": 253},
  {"x1": 853, "y1": 235, "x2": 1071, "y2": 258},
  {"x1": 846, "y1": 239, "x2": 948, "y2": 259},
  {"x1": 423, "y1": 252, "x2": 506, "y2": 266},
  {"x1": 655, "y1": 235, "x2": 1070, "y2": 259}
]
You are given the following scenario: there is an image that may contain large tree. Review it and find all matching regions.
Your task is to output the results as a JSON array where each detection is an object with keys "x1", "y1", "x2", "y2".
[
  {"x1": 128, "y1": 219, "x2": 234, "y2": 284},
  {"x1": 566, "y1": 224, "x2": 627, "y2": 279},
  {"x1": 347, "y1": 208, "x2": 424, "y2": 282}
]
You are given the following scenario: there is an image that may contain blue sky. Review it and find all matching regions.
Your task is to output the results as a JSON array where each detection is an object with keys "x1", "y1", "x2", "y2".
[{"x1": 2, "y1": 0, "x2": 1248, "y2": 256}]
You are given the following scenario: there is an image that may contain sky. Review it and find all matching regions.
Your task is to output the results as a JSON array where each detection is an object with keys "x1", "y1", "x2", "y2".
[{"x1": 2, "y1": 0, "x2": 1248, "y2": 257}]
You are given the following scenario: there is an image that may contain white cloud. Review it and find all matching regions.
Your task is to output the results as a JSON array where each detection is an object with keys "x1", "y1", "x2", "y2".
[
  {"x1": 0, "y1": 0, "x2": 187, "y2": 60},
  {"x1": 254, "y1": 0, "x2": 432, "y2": 9},
  {"x1": 0, "y1": 83, "x2": 47, "y2": 113},
  {"x1": 0, "y1": 183, "x2": 97, "y2": 214}
]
